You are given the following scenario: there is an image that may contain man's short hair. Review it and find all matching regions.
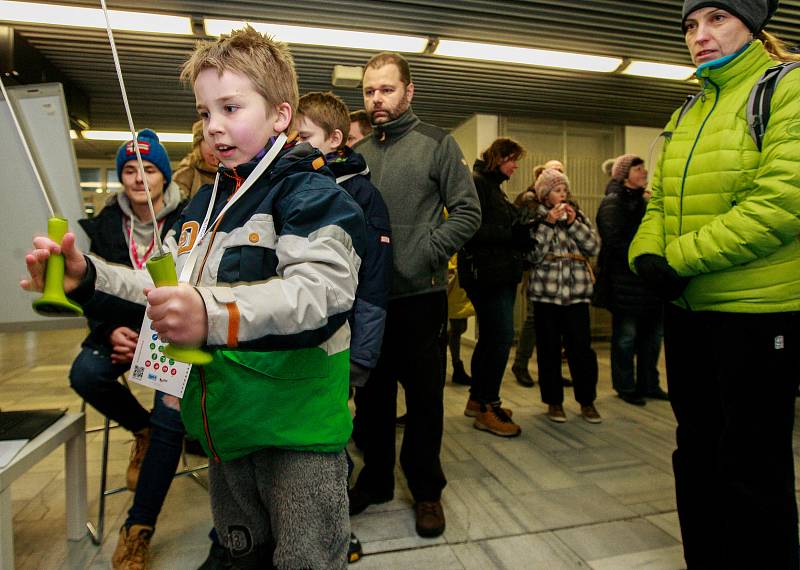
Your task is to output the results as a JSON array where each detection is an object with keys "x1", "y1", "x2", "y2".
[
  {"x1": 298, "y1": 91, "x2": 350, "y2": 150},
  {"x1": 349, "y1": 110, "x2": 372, "y2": 137},
  {"x1": 364, "y1": 52, "x2": 412, "y2": 86},
  {"x1": 180, "y1": 26, "x2": 299, "y2": 122}
]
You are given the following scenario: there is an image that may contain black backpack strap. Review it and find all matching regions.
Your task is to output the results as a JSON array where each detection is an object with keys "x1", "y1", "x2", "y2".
[
  {"x1": 674, "y1": 92, "x2": 703, "y2": 130},
  {"x1": 747, "y1": 61, "x2": 800, "y2": 151}
]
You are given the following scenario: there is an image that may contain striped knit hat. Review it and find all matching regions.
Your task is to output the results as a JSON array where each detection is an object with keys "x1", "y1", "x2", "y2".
[
  {"x1": 534, "y1": 168, "x2": 570, "y2": 202},
  {"x1": 611, "y1": 154, "x2": 642, "y2": 182}
]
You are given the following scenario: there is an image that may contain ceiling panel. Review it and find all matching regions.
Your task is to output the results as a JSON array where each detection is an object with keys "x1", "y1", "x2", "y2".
[{"x1": 4, "y1": 0, "x2": 799, "y2": 159}]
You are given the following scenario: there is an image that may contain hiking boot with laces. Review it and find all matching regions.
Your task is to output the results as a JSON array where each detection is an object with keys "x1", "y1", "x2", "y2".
[
  {"x1": 126, "y1": 427, "x2": 151, "y2": 491},
  {"x1": 547, "y1": 404, "x2": 567, "y2": 423},
  {"x1": 464, "y1": 397, "x2": 512, "y2": 418},
  {"x1": 112, "y1": 524, "x2": 153, "y2": 570},
  {"x1": 474, "y1": 402, "x2": 521, "y2": 437},
  {"x1": 581, "y1": 404, "x2": 602, "y2": 424},
  {"x1": 414, "y1": 500, "x2": 445, "y2": 537}
]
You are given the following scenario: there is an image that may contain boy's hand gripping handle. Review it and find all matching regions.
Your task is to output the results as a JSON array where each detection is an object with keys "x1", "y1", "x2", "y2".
[
  {"x1": 146, "y1": 253, "x2": 213, "y2": 365},
  {"x1": 32, "y1": 217, "x2": 84, "y2": 317}
]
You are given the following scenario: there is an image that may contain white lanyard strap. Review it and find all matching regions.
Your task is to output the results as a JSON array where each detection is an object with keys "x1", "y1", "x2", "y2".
[
  {"x1": 335, "y1": 165, "x2": 369, "y2": 186},
  {"x1": 178, "y1": 133, "x2": 287, "y2": 284}
]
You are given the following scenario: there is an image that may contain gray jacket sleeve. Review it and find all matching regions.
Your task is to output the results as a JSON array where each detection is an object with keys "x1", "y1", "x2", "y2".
[{"x1": 430, "y1": 135, "x2": 481, "y2": 265}]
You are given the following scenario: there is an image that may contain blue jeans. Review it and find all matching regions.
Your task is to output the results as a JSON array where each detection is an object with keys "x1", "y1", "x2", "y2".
[
  {"x1": 125, "y1": 391, "x2": 186, "y2": 528},
  {"x1": 69, "y1": 345, "x2": 185, "y2": 529},
  {"x1": 70, "y1": 345, "x2": 150, "y2": 433},
  {"x1": 465, "y1": 284, "x2": 517, "y2": 404},
  {"x1": 610, "y1": 311, "x2": 664, "y2": 396}
]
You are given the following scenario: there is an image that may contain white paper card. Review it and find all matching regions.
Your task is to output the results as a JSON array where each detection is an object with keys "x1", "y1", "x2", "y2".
[{"x1": 129, "y1": 314, "x2": 192, "y2": 398}]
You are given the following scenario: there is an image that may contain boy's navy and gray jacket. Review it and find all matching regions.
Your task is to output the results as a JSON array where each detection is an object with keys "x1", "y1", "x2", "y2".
[
  {"x1": 325, "y1": 146, "x2": 392, "y2": 374},
  {"x1": 355, "y1": 108, "x2": 480, "y2": 299},
  {"x1": 595, "y1": 179, "x2": 662, "y2": 315},
  {"x1": 77, "y1": 139, "x2": 367, "y2": 462}
]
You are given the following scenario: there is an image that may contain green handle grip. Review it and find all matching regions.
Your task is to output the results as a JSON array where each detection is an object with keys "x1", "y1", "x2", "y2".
[
  {"x1": 32, "y1": 217, "x2": 83, "y2": 317},
  {"x1": 146, "y1": 253, "x2": 213, "y2": 365}
]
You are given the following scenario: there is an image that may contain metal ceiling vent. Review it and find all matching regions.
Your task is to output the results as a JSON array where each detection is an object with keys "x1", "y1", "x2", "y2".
[{"x1": 331, "y1": 65, "x2": 362, "y2": 88}]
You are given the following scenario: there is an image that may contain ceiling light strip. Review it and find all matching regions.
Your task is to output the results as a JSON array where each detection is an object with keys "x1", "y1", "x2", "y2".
[
  {"x1": 204, "y1": 18, "x2": 428, "y2": 53},
  {"x1": 0, "y1": 0, "x2": 192, "y2": 34},
  {"x1": 435, "y1": 39, "x2": 622, "y2": 73},
  {"x1": 621, "y1": 61, "x2": 695, "y2": 81},
  {"x1": 80, "y1": 130, "x2": 192, "y2": 143}
]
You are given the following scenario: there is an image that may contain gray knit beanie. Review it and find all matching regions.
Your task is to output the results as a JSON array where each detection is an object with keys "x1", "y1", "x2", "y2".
[
  {"x1": 682, "y1": 0, "x2": 779, "y2": 33},
  {"x1": 534, "y1": 168, "x2": 570, "y2": 202}
]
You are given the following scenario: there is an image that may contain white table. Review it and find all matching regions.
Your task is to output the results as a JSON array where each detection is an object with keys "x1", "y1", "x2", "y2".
[{"x1": 0, "y1": 412, "x2": 87, "y2": 569}]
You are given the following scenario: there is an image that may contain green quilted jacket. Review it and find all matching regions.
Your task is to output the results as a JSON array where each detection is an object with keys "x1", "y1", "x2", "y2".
[{"x1": 629, "y1": 41, "x2": 800, "y2": 313}]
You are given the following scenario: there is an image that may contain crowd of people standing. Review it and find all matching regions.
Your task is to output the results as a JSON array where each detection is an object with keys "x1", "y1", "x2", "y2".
[{"x1": 23, "y1": 1, "x2": 800, "y2": 567}]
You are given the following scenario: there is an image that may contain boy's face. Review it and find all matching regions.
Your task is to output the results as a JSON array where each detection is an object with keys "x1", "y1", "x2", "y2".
[
  {"x1": 194, "y1": 68, "x2": 278, "y2": 168},
  {"x1": 297, "y1": 115, "x2": 340, "y2": 155},
  {"x1": 348, "y1": 121, "x2": 365, "y2": 146},
  {"x1": 121, "y1": 159, "x2": 165, "y2": 209}
]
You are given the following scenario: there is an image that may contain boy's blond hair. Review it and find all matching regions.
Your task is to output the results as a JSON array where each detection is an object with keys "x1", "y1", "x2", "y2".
[
  {"x1": 181, "y1": 26, "x2": 299, "y2": 127},
  {"x1": 298, "y1": 91, "x2": 350, "y2": 151}
]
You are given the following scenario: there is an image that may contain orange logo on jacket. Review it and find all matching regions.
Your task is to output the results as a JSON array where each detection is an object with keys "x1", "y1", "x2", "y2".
[{"x1": 177, "y1": 221, "x2": 200, "y2": 254}]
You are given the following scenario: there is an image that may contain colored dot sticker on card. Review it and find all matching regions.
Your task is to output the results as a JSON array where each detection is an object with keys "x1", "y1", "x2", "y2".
[
  {"x1": 169, "y1": 359, "x2": 175, "y2": 365},
  {"x1": 171, "y1": 368, "x2": 177, "y2": 375},
  {"x1": 160, "y1": 356, "x2": 166, "y2": 363},
  {"x1": 162, "y1": 365, "x2": 168, "y2": 372},
  {"x1": 158, "y1": 346, "x2": 164, "y2": 353},
  {"x1": 150, "y1": 343, "x2": 156, "y2": 350}
]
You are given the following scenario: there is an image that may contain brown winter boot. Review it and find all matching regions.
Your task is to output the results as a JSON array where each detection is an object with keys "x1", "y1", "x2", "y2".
[
  {"x1": 112, "y1": 524, "x2": 153, "y2": 570},
  {"x1": 126, "y1": 427, "x2": 151, "y2": 491}
]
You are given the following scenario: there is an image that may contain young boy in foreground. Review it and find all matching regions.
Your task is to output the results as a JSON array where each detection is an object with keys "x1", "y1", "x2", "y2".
[
  {"x1": 23, "y1": 27, "x2": 366, "y2": 569},
  {"x1": 297, "y1": 91, "x2": 393, "y2": 563}
]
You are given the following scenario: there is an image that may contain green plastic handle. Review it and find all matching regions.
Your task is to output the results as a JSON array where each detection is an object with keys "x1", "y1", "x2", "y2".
[
  {"x1": 146, "y1": 253, "x2": 213, "y2": 365},
  {"x1": 32, "y1": 217, "x2": 83, "y2": 317}
]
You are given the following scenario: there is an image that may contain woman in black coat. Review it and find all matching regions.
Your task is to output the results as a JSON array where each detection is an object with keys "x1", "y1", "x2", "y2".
[
  {"x1": 595, "y1": 155, "x2": 668, "y2": 405},
  {"x1": 458, "y1": 138, "x2": 534, "y2": 437}
]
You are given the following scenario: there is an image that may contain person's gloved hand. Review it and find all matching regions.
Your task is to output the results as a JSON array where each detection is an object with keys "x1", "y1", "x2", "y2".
[
  {"x1": 634, "y1": 254, "x2": 690, "y2": 301},
  {"x1": 349, "y1": 361, "x2": 371, "y2": 388},
  {"x1": 510, "y1": 223, "x2": 537, "y2": 250}
]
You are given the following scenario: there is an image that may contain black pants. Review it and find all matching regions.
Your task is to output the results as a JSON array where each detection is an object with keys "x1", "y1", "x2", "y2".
[
  {"x1": 353, "y1": 292, "x2": 448, "y2": 502},
  {"x1": 665, "y1": 305, "x2": 800, "y2": 569},
  {"x1": 533, "y1": 302, "x2": 597, "y2": 406}
]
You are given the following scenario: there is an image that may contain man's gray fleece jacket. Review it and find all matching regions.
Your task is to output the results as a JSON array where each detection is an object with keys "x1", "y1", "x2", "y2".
[{"x1": 355, "y1": 109, "x2": 481, "y2": 299}]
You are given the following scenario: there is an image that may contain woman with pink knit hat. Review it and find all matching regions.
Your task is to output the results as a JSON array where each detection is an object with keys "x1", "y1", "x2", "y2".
[
  {"x1": 526, "y1": 168, "x2": 601, "y2": 423},
  {"x1": 595, "y1": 154, "x2": 668, "y2": 407}
]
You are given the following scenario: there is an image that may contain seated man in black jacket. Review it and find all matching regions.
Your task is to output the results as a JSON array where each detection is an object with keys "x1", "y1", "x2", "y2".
[{"x1": 70, "y1": 129, "x2": 189, "y2": 567}]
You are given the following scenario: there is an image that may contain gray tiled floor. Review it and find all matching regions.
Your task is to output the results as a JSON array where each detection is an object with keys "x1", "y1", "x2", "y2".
[{"x1": 2, "y1": 327, "x2": 798, "y2": 569}]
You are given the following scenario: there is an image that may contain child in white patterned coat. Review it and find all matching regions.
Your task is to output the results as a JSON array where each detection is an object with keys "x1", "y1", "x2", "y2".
[{"x1": 527, "y1": 168, "x2": 602, "y2": 424}]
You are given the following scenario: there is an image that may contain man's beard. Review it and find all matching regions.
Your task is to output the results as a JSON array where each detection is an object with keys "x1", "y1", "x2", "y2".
[{"x1": 369, "y1": 94, "x2": 410, "y2": 124}]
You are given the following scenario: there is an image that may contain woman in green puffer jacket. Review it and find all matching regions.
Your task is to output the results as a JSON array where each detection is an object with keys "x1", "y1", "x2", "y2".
[{"x1": 628, "y1": 2, "x2": 800, "y2": 568}]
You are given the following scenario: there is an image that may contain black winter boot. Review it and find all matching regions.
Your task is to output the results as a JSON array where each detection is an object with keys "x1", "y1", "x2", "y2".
[{"x1": 451, "y1": 361, "x2": 472, "y2": 385}]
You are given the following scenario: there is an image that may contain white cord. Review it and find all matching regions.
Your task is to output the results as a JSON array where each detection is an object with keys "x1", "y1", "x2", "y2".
[
  {"x1": 0, "y1": 74, "x2": 55, "y2": 218},
  {"x1": 99, "y1": 0, "x2": 163, "y2": 255}
]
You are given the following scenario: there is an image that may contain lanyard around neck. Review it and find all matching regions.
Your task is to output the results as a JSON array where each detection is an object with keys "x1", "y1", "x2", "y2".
[
  {"x1": 178, "y1": 132, "x2": 287, "y2": 284},
  {"x1": 126, "y1": 216, "x2": 164, "y2": 269}
]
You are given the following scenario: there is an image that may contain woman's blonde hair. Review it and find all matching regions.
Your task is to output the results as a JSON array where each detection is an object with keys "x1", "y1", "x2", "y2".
[{"x1": 758, "y1": 30, "x2": 800, "y2": 62}]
